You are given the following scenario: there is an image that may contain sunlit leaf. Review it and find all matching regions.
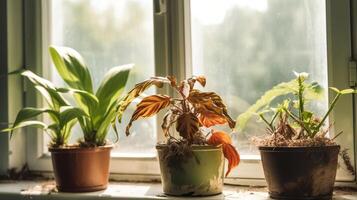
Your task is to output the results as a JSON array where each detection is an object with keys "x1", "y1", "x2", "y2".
[
  {"x1": 237, "y1": 77, "x2": 301, "y2": 131},
  {"x1": 94, "y1": 64, "x2": 132, "y2": 126},
  {"x1": 49, "y1": 46, "x2": 93, "y2": 93},
  {"x1": 21, "y1": 70, "x2": 69, "y2": 109},
  {"x1": 340, "y1": 89, "x2": 355, "y2": 95},
  {"x1": 329, "y1": 87, "x2": 340, "y2": 94},
  {"x1": 59, "y1": 106, "x2": 88, "y2": 127},
  {"x1": 117, "y1": 77, "x2": 170, "y2": 122},
  {"x1": 3, "y1": 120, "x2": 48, "y2": 135},
  {"x1": 4, "y1": 107, "x2": 58, "y2": 137},
  {"x1": 126, "y1": 95, "x2": 171, "y2": 136}
]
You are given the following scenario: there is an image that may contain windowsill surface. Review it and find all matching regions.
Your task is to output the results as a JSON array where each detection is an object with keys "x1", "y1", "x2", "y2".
[{"x1": 0, "y1": 181, "x2": 356, "y2": 200}]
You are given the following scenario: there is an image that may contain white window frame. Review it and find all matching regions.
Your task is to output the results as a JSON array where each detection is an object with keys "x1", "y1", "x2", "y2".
[{"x1": 22, "y1": 0, "x2": 356, "y2": 185}]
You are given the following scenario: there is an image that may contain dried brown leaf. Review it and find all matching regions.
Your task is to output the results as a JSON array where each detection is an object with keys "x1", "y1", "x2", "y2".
[
  {"x1": 117, "y1": 77, "x2": 170, "y2": 122},
  {"x1": 176, "y1": 113, "x2": 199, "y2": 141},
  {"x1": 188, "y1": 75, "x2": 206, "y2": 89},
  {"x1": 126, "y1": 94, "x2": 171, "y2": 135},
  {"x1": 188, "y1": 90, "x2": 236, "y2": 128}
]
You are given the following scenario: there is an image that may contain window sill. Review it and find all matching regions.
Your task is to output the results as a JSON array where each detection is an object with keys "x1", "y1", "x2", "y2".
[{"x1": 0, "y1": 181, "x2": 356, "y2": 200}]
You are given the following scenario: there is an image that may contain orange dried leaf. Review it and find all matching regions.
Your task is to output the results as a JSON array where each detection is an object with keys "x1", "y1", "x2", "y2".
[
  {"x1": 207, "y1": 131, "x2": 240, "y2": 177},
  {"x1": 117, "y1": 77, "x2": 170, "y2": 122},
  {"x1": 126, "y1": 94, "x2": 171, "y2": 135},
  {"x1": 199, "y1": 112, "x2": 227, "y2": 127},
  {"x1": 195, "y1": 76, "x2": 206, "y2": 87}
]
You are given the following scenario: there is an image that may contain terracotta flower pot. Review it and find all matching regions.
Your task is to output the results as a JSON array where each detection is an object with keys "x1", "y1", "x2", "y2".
[
  {"x1": 259, "y1": 145, "x2": 340, "y2": 200},
  {"x1": 156, "y1": 144, "x2": 224, "y2": 196},
  {"x1": 49, "y1": 145, "x2": 113, "y2": 192}
]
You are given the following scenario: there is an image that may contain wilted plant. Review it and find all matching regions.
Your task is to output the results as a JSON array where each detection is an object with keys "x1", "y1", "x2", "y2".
[
  {"x1": 3, "y1": 70, "x2": 90, "y2": 147},
  {"x1": 49, "y1": 46, "x2": 132, "y2": 146},
  {"x1": 238, "y1": 72, "x2": 355, "y2": 146},
  {"x1": 118, "y1": 75, "x2": 240, "y2": 176}
]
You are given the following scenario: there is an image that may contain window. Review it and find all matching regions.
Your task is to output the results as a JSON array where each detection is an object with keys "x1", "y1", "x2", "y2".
[
  {"x1": 48, "y1": 0, "x2": 157, "y2": 157},
  {"x1": 191, "y1": 0, "x2": 327, "y2": 155},
  {"x1": 24, "y1": 0, "x2": 355, "y2": 183}
]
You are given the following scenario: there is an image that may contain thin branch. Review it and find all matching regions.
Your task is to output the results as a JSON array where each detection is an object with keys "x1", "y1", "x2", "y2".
[
  {"x1": 331, "y1": 131, "x2": 343, "y2": 141},
  {"x1": 284, "y1": 108, "x2": 313, "y2": 137},
  {"x1": 312, "y1": 93, "x2": 341, "y2": 136}
]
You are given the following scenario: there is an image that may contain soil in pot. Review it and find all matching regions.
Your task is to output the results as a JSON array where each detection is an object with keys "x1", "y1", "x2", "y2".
[
  {"x1": 49, "y1": 144, "x2": 113, "y2": 192},
  {"x1": 259, "y1": 145, "x2": 340, "y2": 200},
  {"x1": 156, "y1": 144, "x2": 224, "y2": 196}
]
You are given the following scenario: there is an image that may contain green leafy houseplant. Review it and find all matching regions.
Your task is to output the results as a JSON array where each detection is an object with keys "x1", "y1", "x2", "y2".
[
  {"x1": 238, "y1": 72, "x2": 354, "y2": 145},
  {"x1": 3, "y1": 46, "x2": 132, "y2": 192},
  {"x1": 237, "y1": 72, "x2": 355, "y2": 199},
  {"x1": 118, "y1": 75, "x2": 240, "y2": 196},
  {"x1": 49, "y1": 46, "x2": 132, "y2": 146}
]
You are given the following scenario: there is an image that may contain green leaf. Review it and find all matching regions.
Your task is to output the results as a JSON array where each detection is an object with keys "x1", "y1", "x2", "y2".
[
  {"x1": 329, "y1": 87, "x2": 355, "y2": 95},
  {"x1": 3, "y1": 120, "x2": 48, "y2": 135},
  {"x1": 329, "y1": 87, "x2": 340, "y2": 93},
  {"x1": 340, "y1": 89, "x2": 355, "y2": 95},
  {"x1": 21, "y1": 70, "x2": 69, "y2": 109},
  {"x1": 237, "y1": 74, "x2": 324, "y2": 131},
  {"x1": 7, "y1": 107, "x2": 58, "y2": 136},
  {"x1": 302, "y1": 111, "x2": 313, "y2": 122},
  {"x1": 59, "y1": 106, "x2": 88, "y2": 127},
  {"x1": 237, "y1": 79, "x2": 297, "y2": 131},
  {"x1": 57, "y1": 87, "x2": 99, "y2": 115},
  {"x1": 93, "y1": 64, "x2": 132, "y2": 127},
  {"x1": 304, "y1": 82, "x2": 324, "y2": 100},
  {"x1": 49, "y1": 46, "x2": 93, "y2": 93}
]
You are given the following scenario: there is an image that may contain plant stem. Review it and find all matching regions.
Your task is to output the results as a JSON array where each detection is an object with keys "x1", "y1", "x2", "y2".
[
  {"x1": 331, "y1": 131, "x2": 343, "y2": 141},
  {"x1": 298, "y1": 76, "x2": 304, "y2": 121},
  {"x1": 284, "y1": 108, "x2": 313, "y2": 137},
  {"x1": 312, "y1": 93, "x2": 341, "y2": 137},
  {"x1": 259, "y1": 113, "x2": 274, "y2": 133}
]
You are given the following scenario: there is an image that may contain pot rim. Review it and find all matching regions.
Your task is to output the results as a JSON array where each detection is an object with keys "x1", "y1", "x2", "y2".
[
  {"x1": 156, "y1": 143, "x2": 222, "y2": 151},
  {"x1": 48, "y1": 144, "x2": 114, "y2": 152},
  {"x1": 258, "y1": 145, "x2": 340, "y2": 152}
]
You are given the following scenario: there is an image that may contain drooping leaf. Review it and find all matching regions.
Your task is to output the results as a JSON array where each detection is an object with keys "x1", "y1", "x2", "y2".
[
  {"x1": 5, "y1": 107, "x2": 58, "y2": 136},
  {"x1": 161, "y1": 110, "x2": 180, "y2": 136},
  {"x1": 126, "y1": 95, "x2": 171, "y2": 136},
  {"x1": 21, "y1": 70, "x2": 69, "y2": 109},
  {"x1": 187, "y1": 75, "x2": 206, "y2": 89},
  {"x1": 329, "y1": 87, "x2": 340, "y2": 94},
  {"x1": 304, "y1": 81, "x2": 324, "y2": 100},
  {"x1": 237, "y1": 78, "x2": 299, "y2": 131},
  {"x1": 188, "y1": 90, "x2": 235, "y2": 128},
  {"x1": 94, "y1": 64, "x2": 132, "y2": 126},
  {"x1": 117, "y1": 77, "x2": 170, "y2": 122},
  {"x1": 175, "y1": 113, "x2": 200, "y2": 140},
  {"x1": 207, "y1": 131, "x2": 240, "y2": 177},
  {"x1": 49, "y1": 46, "x2": 93, "y2": 93},
  {"x1": 3, "y1": 120, "x2": 48, "y2": 135}
]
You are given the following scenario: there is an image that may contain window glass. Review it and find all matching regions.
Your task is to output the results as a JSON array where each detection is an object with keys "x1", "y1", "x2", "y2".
[
  {"x1": 49, "y1": 0, "x2": 156, "y2": 156},
  {"x1": 191, "y1": 0, "x2": 327, "y2": 155}
]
